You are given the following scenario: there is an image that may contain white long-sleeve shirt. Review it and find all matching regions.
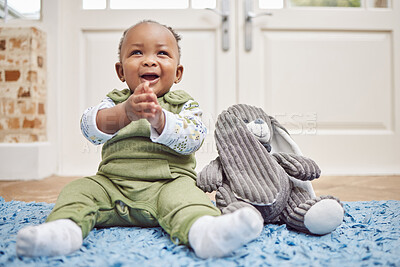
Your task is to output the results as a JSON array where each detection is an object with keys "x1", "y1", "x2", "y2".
[{"x1": 80, "y1": 97, "x2": 207, "y2": 155}]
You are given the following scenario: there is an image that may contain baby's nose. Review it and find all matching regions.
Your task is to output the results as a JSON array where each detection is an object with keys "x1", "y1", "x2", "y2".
[
  {"x1": 143, "y1": 57, "x2": 157, "y2": 67},
  {"x1": 144, "y1": 61, "x2": 157, "y2": 67},
  {"x1": 254, "y1": 118, "x2": 264, "y2": 124}
]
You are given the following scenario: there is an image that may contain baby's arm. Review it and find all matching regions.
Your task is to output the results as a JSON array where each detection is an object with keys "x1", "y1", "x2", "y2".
[
  {"x1": 150, "y1": 100, "x2": 207, "y2": 155},
  {"x1": 81, "y1": 82, "x2": 164, "y2": 145},
  {"x1": 97, "y1": 81, "x2": 163, "y2": 134},
  {"x1": 80, "y1": 97, "x2": 117, "y2": 145},
  {"x1": 81, "y1": 84, "x2": 206, "y2": 153},
  {"x1": 121, "y1": 81, "x2": 165, "y2": 134}
]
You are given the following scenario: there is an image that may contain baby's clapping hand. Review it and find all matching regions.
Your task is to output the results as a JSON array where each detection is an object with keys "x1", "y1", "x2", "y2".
[{"x1": 123, "y1": 81, "x2": 165, "y2": 133}]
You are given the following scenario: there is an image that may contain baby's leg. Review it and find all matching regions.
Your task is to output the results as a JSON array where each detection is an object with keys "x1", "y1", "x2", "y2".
[
  {"x1": 157, "y1": 176, "x2": 263, "y2": 258},
  {"x1": 188, "y1": 207, "x2": 263, "y2": 259},
  {"x1": 17, "y1": 219, "x2": 82, "y2": 257},
  {"x1": 16, "y1": 176, "x2": 114, "y2": 257}
]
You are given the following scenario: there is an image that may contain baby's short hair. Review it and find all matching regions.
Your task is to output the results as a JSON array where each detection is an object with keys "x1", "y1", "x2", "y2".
[{"x1": 118, "y1": 20, "x2": 182, "y2": 62}]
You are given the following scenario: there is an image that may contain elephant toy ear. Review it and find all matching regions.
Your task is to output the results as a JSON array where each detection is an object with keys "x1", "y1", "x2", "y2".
[
  {"x1": 269, "y1": 116, "x2": 302, "y2": 155},
  {"x1": 215, "y1": 110, "x2": 290, "y2": 209},
  {"x1": 269, "y1": 115, "x2": 316, "y2": 198}
]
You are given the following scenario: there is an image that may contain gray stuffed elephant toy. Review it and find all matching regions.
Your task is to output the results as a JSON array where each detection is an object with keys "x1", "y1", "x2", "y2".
[{"x1": 197, "y1": 104, "x2": 344, "y2": 235}]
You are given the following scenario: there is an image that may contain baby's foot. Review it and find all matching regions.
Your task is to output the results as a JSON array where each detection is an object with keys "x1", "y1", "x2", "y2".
[
  {"x1": 16, "y1": 219, "x2": 83, "y2": 257},
  {"x1": 188, "y1": 207, "x2": 263, "y2": 259}
]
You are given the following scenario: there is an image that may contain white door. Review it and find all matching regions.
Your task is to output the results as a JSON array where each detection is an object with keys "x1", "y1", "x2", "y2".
[
  {"x1": 59, "y1": 0, "x2": 400, "y2": 176},
  {"x1": 238, "y1": 0, "x2": 400, "y2": 175}
]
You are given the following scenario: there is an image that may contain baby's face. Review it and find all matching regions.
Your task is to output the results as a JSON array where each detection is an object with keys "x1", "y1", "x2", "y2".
[{"x1": 117, "y1": 22, "x2": 183, "y2": 97}]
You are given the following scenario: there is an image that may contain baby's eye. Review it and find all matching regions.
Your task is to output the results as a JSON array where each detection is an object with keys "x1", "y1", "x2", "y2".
[
  {"x1": 243, "y1": 119, "x2": 249, "y2": 123},
  {"x1": 130, "y1": 50, "x2": 142, "y2": 56},
  {"x1": 158, "y1": 51, "x2": 169, "y2": 56}
]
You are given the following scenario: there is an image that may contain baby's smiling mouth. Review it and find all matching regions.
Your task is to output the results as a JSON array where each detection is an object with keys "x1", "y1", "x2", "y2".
[{"x1": 141, "y1": 74, "x2": 159, "y2": 81}]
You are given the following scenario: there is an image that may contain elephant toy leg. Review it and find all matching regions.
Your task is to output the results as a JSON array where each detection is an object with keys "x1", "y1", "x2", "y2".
[
  {"x1": 215, "y1": 183, "x2": 236, "y2": 211},
  {"x1": 216, "y1": 183, "x2": 263, "y2": 220},
  {"x1": 281, "y1": 186, "x2": 344, "y2": 235}
]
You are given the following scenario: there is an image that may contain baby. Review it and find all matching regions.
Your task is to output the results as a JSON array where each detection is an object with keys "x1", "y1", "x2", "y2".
[{"x1": 16, "y1": 20, "x2": 263, "y2": 259}]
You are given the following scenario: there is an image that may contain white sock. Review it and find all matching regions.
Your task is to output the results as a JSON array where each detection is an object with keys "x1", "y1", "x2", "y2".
[
  {"x1": 188, "y1": 207, "x2": 263, "y2": 259},
  {"x1": 16, "y1": 219, "x2": 83, "y2": 257}
]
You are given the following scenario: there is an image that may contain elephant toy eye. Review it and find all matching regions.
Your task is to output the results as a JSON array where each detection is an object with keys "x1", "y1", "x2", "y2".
[{"x1": 243, "y1": 119, "x2": 249, "y2": 123}]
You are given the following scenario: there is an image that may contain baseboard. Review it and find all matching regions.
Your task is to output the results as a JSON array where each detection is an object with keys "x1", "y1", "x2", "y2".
[{"x1": 0, "y1": 142, "x2": 57, "y2": 180}]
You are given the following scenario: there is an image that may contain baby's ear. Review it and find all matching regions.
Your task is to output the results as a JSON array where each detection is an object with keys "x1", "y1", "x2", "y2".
[
  {"x1": 174, "y1": 65, "x2": 184, "y2": 84},
  {"x1": 115, "y1": 62, "x2": 125, "y2": 82}
]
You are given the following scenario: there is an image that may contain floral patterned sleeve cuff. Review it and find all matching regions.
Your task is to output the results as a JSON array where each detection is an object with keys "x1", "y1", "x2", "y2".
[
  {"x1": 150, "y1": 100, "x2": 207, "y2": 155},
  {"x1": 80, "y1": 97, "x2": 116, "y2": 145}
]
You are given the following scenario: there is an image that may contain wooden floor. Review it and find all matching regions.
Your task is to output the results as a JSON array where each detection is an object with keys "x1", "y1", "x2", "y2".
[{"x1": 0, "y1": 175, "x2": 399, "y2": 203}]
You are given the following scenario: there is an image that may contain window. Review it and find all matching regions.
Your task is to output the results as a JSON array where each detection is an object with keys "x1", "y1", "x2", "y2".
[
  {"x1": 259, "y1": 0, "x2": 390, "y2": 9},
  {"x1": 110, "y1": 0, "x2": 188, "y2": 9},
  {"x1": 290, "y1": 0, "x2": 361, "y2": 8},
  {"x1": 0, "y1": 0, "x2": 41, "y2": 21},
  {"x1": 82, "y1": 0, "x2": 216, "y2": 10},
  {"x1": 368, "y1": 0, "x2": 390, "y2": 7}
]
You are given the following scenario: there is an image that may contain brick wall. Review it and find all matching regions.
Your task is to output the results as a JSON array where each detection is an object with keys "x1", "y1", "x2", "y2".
[{"x1": 0, "y1": 27, "x2": 47, "y2": 143}]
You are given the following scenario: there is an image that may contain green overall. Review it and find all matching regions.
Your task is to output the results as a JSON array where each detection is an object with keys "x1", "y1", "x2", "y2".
[{"x1": 47, "y1": 89, "x2": 220, "y2": 245}]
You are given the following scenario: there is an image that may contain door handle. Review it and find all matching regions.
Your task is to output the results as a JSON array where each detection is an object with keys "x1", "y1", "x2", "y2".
[
  {"x1": 206, "y1": 0, "x2": 230, "y2": 51},
  {"x1": 244, "y1": 0, "x2": 272, "y2": 52}
]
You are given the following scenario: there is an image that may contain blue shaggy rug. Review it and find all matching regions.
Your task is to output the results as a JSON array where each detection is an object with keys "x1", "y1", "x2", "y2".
[{"x1": 0, "y1": 197, "x2": 399, "y2": 266}]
